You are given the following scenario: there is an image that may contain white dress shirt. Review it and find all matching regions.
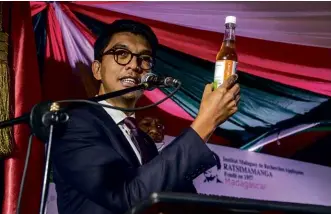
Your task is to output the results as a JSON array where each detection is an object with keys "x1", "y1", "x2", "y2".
[{"x1": 99, "y1": 100, "x2": 142, "y2": 164}]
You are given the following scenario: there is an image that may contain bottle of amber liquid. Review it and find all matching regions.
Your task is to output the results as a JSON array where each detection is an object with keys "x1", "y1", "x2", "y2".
[{"x1": 213, "y1": 16, "x2": 238, "y2": 90}]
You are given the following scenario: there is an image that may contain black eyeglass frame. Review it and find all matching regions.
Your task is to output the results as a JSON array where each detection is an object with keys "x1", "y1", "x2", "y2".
[{"x1": 100, "y1": 48, "x2": 155, "y2": 71}]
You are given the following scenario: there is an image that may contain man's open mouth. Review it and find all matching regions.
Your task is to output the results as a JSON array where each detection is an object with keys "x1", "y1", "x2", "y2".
[{"x1": 120, "y1": 77, "x2": 139, "y2": 87}]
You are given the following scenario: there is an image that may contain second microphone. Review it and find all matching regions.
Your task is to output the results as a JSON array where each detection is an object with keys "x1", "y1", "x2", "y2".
[{"x1": 141, "y1": 73, "x2": 181, "y2": 90}]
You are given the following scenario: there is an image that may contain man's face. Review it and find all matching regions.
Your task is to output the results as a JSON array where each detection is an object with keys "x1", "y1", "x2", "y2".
[
  {"x1": 92, "y1": 32, "x2": 153, "y2": 101},
  {"x1": 138, "y1": 117, "x2": 165, "y2": 143}
]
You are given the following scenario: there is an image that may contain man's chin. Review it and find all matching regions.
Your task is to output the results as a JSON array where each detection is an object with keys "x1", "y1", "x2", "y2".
[
  {"x1": 153, "y1": 137, "x2": 164, "y2": 143},
  {"x1": 122, "y1": 91, "x2": 142, "y2": 101}
]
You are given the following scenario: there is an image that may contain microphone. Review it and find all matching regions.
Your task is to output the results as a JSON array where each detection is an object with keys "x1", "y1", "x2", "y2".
[{"x1": 141, "y1": 73, "x2": 181, "y2": 89}]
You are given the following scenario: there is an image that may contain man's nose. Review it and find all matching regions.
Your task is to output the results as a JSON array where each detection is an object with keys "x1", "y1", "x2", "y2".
[
  {"x1": 127, "y1": 56, "x2": 142, "y2": 73},
  {"x1": 149, "y1": 129, "x2": 159, "y2": 135}
]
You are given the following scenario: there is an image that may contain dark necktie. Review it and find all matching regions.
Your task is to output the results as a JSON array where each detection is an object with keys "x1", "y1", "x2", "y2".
[{"x1": 124, "y1": 117, "x2": 158, "y2": 164}]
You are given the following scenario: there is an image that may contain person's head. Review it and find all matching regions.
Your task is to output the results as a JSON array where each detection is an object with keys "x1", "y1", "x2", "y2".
[
  {"x1": 138, "y1": 116, "x2": 165, "y2": 143},
  {"x1": 92, "y1": 19, "x2": 158, "y2": 106},
  {"x1": 203, "y1": 152, "x2": 221, "y2": 179}
]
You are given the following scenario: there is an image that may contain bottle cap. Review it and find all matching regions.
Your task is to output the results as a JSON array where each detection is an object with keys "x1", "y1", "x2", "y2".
[{"x1": 225, "y1": 16, "x2": 236, "y2": 24}]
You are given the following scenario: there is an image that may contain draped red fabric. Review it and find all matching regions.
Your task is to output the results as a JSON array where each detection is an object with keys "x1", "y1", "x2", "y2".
[
  {"x1": 74, "y1": 1, "x2": 128, "y2": 5},
  {"x1": 30, "y1": 1, "x2": 47, "y2": 16},
  {"x1": 2, "y1": 2, "x2": 44, "y2": 214},
  {"x1": 42, "y1": 4, "x2": 87, "y2": 101},
  {"x1": 60, "y1": 3, "x2": 97, "y2": 45},
  {"x1": 261, "y1": 131, "x2": 331, "y2": 158},
  {"x1": 66, "y1": 2, "x2": 331, "y2": 96}
]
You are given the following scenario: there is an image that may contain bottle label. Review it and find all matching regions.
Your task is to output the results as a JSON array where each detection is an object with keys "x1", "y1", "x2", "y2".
[{"x1": 213, "y1": 60, "x2": 237, "y2": 90}]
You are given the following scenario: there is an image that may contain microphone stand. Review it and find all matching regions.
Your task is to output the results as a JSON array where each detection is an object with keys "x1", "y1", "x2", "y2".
[{"x1": 0, "y1": 83, "x2": 149, "y2": 214}]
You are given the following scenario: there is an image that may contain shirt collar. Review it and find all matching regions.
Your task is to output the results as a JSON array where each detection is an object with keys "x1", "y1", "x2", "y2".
[{"x1": 99, "y1": 100, "x2": 135, "y2": 124}]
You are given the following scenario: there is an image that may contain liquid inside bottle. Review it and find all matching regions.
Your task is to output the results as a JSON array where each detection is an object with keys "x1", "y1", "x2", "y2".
[{"x1": 213, "y1": 16, "x2": 238, "y2": 90}]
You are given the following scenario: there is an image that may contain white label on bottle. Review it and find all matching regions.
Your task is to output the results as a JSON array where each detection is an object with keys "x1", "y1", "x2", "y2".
[{"x1": 213, "y1": 60, "x2": 237, "y2": 89}]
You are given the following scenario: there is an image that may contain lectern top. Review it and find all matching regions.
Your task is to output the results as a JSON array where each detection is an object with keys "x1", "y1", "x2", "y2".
[{"x1": 126, "y1": 192, "x2": 331, "y2": 214}]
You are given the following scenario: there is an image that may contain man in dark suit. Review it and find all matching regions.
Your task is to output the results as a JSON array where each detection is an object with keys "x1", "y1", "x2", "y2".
[{"x1": 51, "y1": 19, "x2": 240, "y2": 214}]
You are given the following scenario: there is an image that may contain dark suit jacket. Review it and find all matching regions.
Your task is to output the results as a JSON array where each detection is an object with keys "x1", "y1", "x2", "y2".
[{"x1": 51, "y1": 104, "x2": 217, "y2": 214}]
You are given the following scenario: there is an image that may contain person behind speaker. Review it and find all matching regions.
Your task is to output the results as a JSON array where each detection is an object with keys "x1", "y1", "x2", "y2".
[
  {"x1": 51, "y1": 19, "x2": 240, "y2": 214},
  {"x1": 138, "y1": 116, "x2": 165, "y2": 150}
]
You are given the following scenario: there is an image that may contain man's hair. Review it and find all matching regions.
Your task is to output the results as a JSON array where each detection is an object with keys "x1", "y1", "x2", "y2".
[
  {"x1": 93, "y1": 19, "x2": 159, "y2": 61},
  {"x1": 212, "y1": 152, "x2": 221, "y2": 170}
]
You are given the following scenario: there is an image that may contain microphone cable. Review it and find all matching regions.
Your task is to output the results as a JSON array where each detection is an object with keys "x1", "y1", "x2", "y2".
[{"x1": 56, "y1": 82, "x2": 182, "y2": 112}]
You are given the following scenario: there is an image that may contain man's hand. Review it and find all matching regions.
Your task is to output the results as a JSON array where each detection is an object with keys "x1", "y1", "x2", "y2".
[{"x1": 191, "y1": 74, "x2": 240, "y2": 141}]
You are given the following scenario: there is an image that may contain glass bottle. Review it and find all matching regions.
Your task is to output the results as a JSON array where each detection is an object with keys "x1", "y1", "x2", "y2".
[{"x1": 213, "y1": 16, "x2": 238, "y2": 90}]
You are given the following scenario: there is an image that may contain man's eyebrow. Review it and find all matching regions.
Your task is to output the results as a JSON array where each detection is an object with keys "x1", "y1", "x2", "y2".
[
  {"x1": 111, "y1": 43, "x2": 152, "y2": 55},
  {"x1": 139, "y1": 49, "x2": 152, "y2": 55},
  {"x1": 111, "y1": 43, "x2": 129, "y2": 49}
]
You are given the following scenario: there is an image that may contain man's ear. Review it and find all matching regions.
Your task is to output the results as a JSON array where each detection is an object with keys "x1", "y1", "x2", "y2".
[{"x1": 92, "y1": 60, "x2": 102, "y2": 80}]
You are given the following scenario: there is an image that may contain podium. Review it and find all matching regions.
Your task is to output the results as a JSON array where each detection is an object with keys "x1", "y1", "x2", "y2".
[{"x1": 126, "y1": 192, "x2": 331, "y2": 214}]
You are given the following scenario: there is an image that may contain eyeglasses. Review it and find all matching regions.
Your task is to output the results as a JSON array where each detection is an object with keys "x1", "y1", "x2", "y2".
[{"x1": 101, "y1": 48, "x2": 154, "y2": 70}]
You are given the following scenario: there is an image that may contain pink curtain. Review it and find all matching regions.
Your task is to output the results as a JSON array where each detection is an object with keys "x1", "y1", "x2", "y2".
[{"x1": 67, "y1": 2, "x2": 331, "y2": 97}]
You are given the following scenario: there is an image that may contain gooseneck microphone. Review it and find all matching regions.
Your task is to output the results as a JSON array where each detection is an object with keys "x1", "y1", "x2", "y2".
[{"x1": 141, "y1": 73, "x2": 181, "y2": 89}]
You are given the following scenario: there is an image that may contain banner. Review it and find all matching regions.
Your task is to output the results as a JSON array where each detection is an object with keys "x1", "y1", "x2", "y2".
[
  {"x1": 154, "y1": 135, "x2": 331, "y2": 206},
  {"x1": 46, "y1": 135, "x2": 331, "y2": 214},
  {"x1": 193, "y1": 143, "x2": 331, "y2": 206}
]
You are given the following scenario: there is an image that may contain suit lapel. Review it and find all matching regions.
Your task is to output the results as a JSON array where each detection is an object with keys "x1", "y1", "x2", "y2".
[{"x1": 89, "y1": 105, "x2": 141, "y2": 167}]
